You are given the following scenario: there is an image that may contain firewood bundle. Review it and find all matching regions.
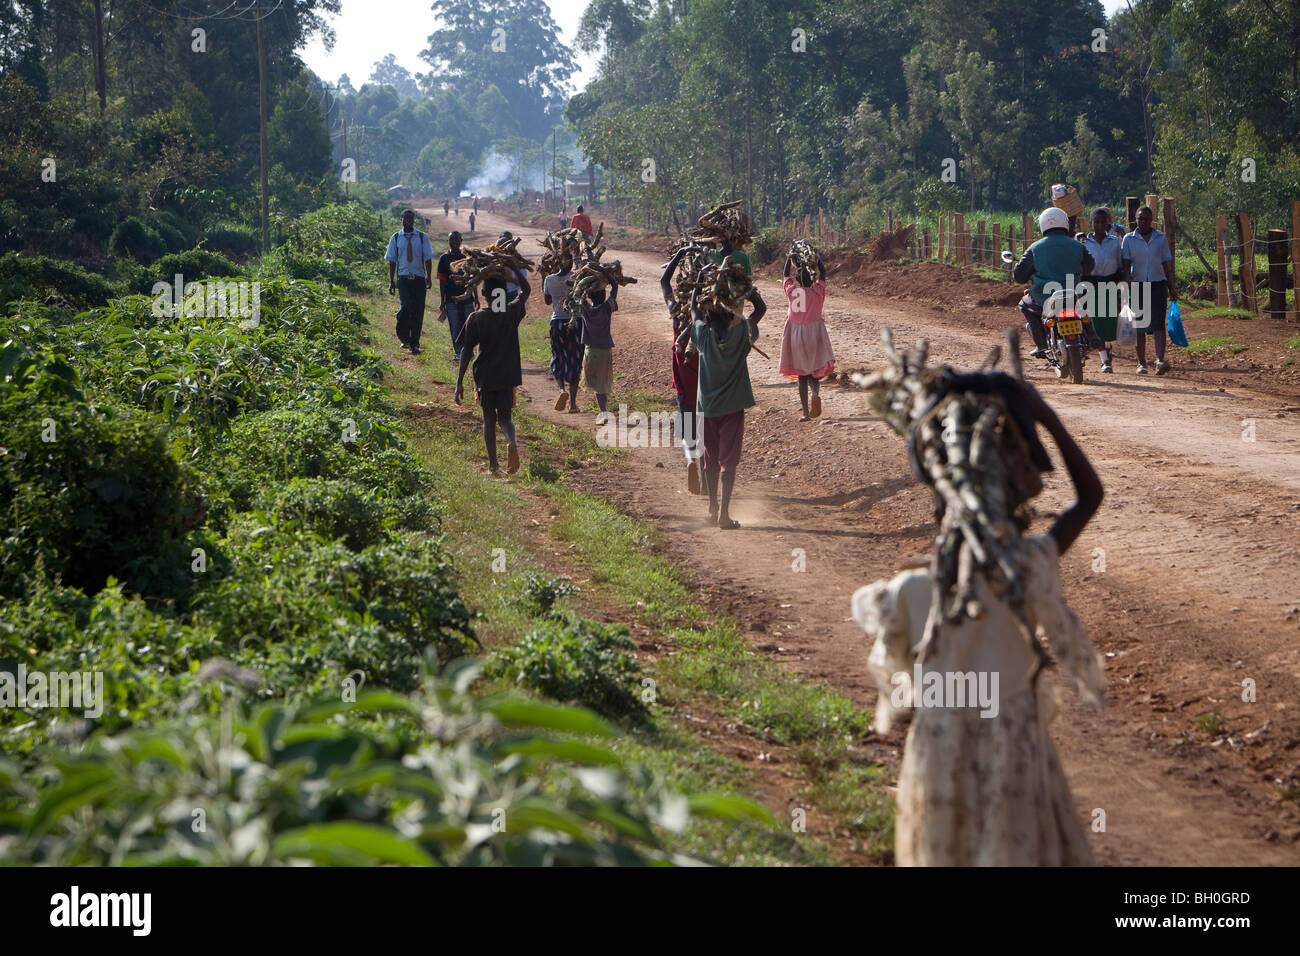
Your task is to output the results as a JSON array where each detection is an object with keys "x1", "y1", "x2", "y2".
[
  {"x1": 851, "y1": 328, "x2": 1053, "y2": 621},
  {"x1": 685, "y1": 199, "x2": 752, "y2": 250},
  {"x1": 556, "y1": 222, "x2": 637, "y2": 315},
  {"x1": 788, "y1": 237, "x2": 820, "y2": 277},
  {"x1": 666, "y1": 240, "x2": 753, "y2": 317},
  {"x1": 448, "y1": 236, "x2": 534, "y2": 301},
  {"x1": 539, "y1": 223, "x2": 605, "y2": 277}
]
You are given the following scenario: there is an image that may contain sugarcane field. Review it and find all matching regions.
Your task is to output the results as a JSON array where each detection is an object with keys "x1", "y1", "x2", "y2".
[{"x1": 3, "y1": 0, "x2": 1300, "y2": 934}]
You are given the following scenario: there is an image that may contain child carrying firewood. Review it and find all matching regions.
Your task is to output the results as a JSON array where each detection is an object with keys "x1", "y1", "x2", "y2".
[
  {"x1": 578, "y1": 280, "x2": 617, "y2": 414},
  {"x1": 779, "y1": 241, "x2": 835, "y2": 420},
  {"x1": 454, "y1": 263, "x2": 530, "y2": 475},
  {"x1": 674, "y1": 277, "x2": 766, "y2": 529}
]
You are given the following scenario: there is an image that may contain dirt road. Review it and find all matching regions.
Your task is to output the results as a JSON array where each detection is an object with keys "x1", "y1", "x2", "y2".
[{"x1": 420, "y1": 204, "x2": 1300, "y2": 865}]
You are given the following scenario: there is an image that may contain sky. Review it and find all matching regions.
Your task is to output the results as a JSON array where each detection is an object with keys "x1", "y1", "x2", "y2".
[
  {"x1": 300, "y1": 0, "x2": 598, "y2": 91},
  {"x1": 300, "y1": 0, "x2": 1133, "y2": 94}
]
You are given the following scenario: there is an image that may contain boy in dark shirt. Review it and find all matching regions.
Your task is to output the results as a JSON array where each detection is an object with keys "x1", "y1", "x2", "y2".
[{"x1": 454, "y1": 263, "x2": 531, "y2": 475}]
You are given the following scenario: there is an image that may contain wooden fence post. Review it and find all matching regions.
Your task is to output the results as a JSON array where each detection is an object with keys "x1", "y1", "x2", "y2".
[
  {"x1": 1144, "y1": 193, "x2": 1159, "y2": 216},
  {"x1": 1163, "y1": 198, "x2": 1177, "y2": 261},
  {"x1": 1126, "y1": 197, "x2": 1139, "y2": 231},
  {"x1": 1008, "y1": 224, "x2": 1016, "y2": 257},
  {"x1": 923, "y1": 226, "x2": 932, "y2": 259},
  {"x1": 1022, "y1": 214, "x2": 1034, "y2": 249},
  {"x1": 1237, "y1": 213, "x2": 1258, "y2": 313},
  {"x1": 1291, "y1": 201, "x2": 1300, "y2": 321},
  {"x1": 992, "y1": 223, "x2": 1001, "y2": 262},
  {"x1": 1266, "y1": 229, "x2": 1289, "y2": 319},
  {"x1": 1215, "y1": 214, "x2": 1230, "y2": 307},
  {"x1": 937, "y1": 215, "x2": 947, "y2": 263},
  {"x1": 977, "y1": 221, "x2": 987, "y2": 264},
  {"x1": 954, "y1": 213, "x2": 966, "y2": 266}
]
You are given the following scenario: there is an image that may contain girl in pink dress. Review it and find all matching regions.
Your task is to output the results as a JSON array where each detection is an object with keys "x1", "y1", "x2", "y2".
[{"x1": 779, "y1": 251, "x2": 835, "y2": 420}]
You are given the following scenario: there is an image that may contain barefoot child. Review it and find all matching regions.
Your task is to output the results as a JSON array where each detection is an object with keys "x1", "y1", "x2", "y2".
[
  {"x1": 661, "y1": 245, "x2": 702, "y2": 493},
  {"x1": 543, "y1": 261, "x2": 583, "y2": 412},
  {"x1": 578, "y1": 278, "x2": 618, "y2": 414},
  {"x1": 675, "y1": 280, "x2": 766, "y2": 529},
  {"x1": 779, "y1": 248, "x2": 834, "y2": 419},
  {"x1": 454, "y1": 264, "x2": 530, "y2": 475}
]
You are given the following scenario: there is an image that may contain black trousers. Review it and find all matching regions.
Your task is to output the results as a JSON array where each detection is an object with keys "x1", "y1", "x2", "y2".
[{"x1": 396, "y1": 276, "x2": 427, "y2": 347}]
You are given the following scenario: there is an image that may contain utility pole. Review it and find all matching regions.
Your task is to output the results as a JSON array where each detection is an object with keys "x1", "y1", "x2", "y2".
[
  {"x1": 552, "y1": 129, "x2": 558, "y2": 214},
  {"x1": 92, "y1": 0, "x2": 107, "y2": 112},
  {"x1": 256, "y1": 0, "x2": 270, "y2": 251}
]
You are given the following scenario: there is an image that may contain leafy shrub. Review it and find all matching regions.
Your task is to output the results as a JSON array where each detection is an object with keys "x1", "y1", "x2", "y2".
[
  {"x1": 152, "y1": 247, "x2": 242, "y2": 283},
  {"x1": 191, "y1": 524, "x2": 475, "y2": 689},
  {"x1": 0, "y1": 663, "x2": 772, "y2": 865},
  {"x1": 0, "y1": 388, "x2": 196, "y2": 600},
  {"x1": 203, "y1": 223, "x2": 260, "y2": 261},
  {"x1": 151, "y1": 208, "x2": 198, "y2": 252},
  {"x1": 750, "y1": 225, "x2": 783, "y2": 267},
  {"x1": 492, "y1": 614, "x2": 649, "y2": 722},
  {"x1": 263, "y1": 247, "x2": 358, "y2": 288},
  {"x1": 521, "y1": 572, "x2": 580, "y2": 614},
  {"x1": 108, "y1": 216, "x2": 164, "y2": 263},
  {"x1": 0, "y1": 253, "x2": 118, "y2": 308}
]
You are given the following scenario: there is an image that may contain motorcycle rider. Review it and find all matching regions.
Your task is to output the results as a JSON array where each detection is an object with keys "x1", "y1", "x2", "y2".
[{"x1": 1012, "y1": 207, "x2": 1094, "y2": 361}]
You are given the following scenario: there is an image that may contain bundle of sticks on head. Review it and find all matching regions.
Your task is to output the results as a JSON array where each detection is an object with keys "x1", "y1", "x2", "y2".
[
  {"x1": 788, "y1": 237, "x2": 819, "y2": 279},
  {"x1": 850, "y1": 328, "x2": 1053, "y2": 622},
  {"x1": 448, "y1": 235, "x2": 535, "y2": 302},
  {"x1": 545, "y1": 221, "x2": 636, "y2": 317},
  {"x1": 686, "y1": 199, "x2": 752, "y2": 250}
]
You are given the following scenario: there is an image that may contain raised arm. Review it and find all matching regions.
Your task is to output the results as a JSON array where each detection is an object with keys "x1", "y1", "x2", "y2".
[
  {"x1": 1017, "y1": 380, "x2": 1103, "y2": 555},
  {"x1": 661, "y1": 247, "x2": 688, "y2": 309}
]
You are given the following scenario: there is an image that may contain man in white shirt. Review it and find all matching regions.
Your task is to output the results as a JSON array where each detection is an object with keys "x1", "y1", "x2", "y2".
[{"x1": 385, "y1": 209, "x2": 435, "y2": 354}]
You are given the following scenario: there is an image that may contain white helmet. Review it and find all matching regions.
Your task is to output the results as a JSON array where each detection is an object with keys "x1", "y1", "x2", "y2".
[{"x1": 1039, "y1": 207, "x2": 1069, "y2": 233}]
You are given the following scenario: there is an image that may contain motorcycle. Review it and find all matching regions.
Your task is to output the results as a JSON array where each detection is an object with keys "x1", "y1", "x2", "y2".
[{"x1": 1001, "y1": 250, "x2": 1092, "y2": 385}]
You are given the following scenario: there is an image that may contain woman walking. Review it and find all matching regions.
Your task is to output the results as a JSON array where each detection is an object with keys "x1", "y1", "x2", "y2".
[
  {"x1": 778, "y1": 247, "x2": 835, "y2": 419},
  {"x1": 1081, "y1": 207, "x2": 1123, "y2": 373},
  {"x1": 543, "y1": 261, "x2": 584, "y2": 412}
]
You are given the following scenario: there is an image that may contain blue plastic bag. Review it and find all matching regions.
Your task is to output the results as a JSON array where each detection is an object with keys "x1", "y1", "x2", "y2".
[{"x1": 1167, "y1": 300, "x2": 1188, "y2": 347}]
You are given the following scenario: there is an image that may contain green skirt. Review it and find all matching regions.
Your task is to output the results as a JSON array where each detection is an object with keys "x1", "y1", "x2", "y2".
[
  {"x1": 1084, "y1": 274, "x2": 1120, "y2": 343},
  {"x1": 583, "y1": 346, "x2": 613, "y2": 392}
]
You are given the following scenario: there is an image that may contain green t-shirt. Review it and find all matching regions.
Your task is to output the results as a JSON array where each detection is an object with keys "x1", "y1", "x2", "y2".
[
  {"x1": 688, "y1": 317, "x2": 756, "y2": 418},
  {"x1": 709, "y1": 249, "x2": 752, "y2": 276}
]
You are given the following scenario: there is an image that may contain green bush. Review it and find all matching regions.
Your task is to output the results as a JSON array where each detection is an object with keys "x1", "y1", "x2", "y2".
[
  {"x1": 191, "y1": 523, "x2": 475, "y2": 689},
  {"x1": 0, "y1": 663, "x2": 772, "y2": 865},
  {"x1": 152, "y1": 247, "x2": 242, "y2": 284},
  {"x1": 108, "y1": 216, "x2": 164, "y2": 263},
  {"x1": 203, "y1": 223, "x2": 260, "y2": 261},
  {"x1": 0, "y1": 253, "x2": 118, "y2": 308},
  {"x1": 492, "y1": 614, "x2": 649, "y2": 722},
  {"x1": 750, "y1": 226, "x2": 783, "y2": 267},
  {"x1": 152, "y1": 208, "x2": 198, "y2": 252},
  {"x1": 0, "y1": 392, "x2": 196, "y2": 600}
]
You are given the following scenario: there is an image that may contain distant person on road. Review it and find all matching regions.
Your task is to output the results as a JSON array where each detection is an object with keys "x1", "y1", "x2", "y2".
[
  {"x1": 578, "y1": 277, "x2": 618, "y2": 414},
  {"x1": 453, "y1": 197, "x2": 459, "y2": 217},
  {"x1": 543, "y1": 259, "x2": 584, "y2": 413},
  {"x1": 779, "y1": 248, "x2": 834, "y2": 420},
  {"x1": 385, "y1": 208, "x2": 434, "y2": 355},
  {"x1": 559, "y1": 209, "x2": 569, "y2": 229},
  {"x1": 1081, "y1": 206, "x2": 1124, "y2": 373},
  {"x1": 1012, "y1": 207, "x2": 1094, "y2": 361},
  {"x1": 1121, "y1": 205, "x2": 1177, "y2": 376},
  {"x1": 490, "y1": 199, "x2": 496, "y2": 214},
  {"x1": 443, "y1": 199, "x2": 450, "y2": 217},
  {"x1": 454, "y1": 262, "x2": 530, "y2": 476},
  {"x1": 570, "y1": 204, "x2": 593, "y2": 238},
  {"x1": 468, "y1": 211, "x2": 476, "y2": 234},
  {"x1": 437, "y1": 230, "x2": 473, "y2": 363},
  {"x1": 472, "y1": 195, "x2": 479, "y2": 214},
  {"x1": 661, "y1": 246, "x2": 703, "y2": 495},
  {"x1": 675, "y1": 282, "x2": 766, "y2": 530}
]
